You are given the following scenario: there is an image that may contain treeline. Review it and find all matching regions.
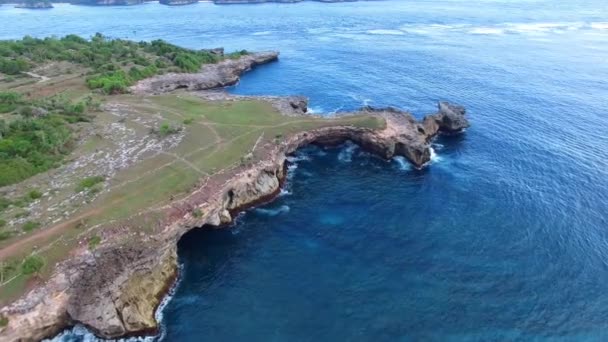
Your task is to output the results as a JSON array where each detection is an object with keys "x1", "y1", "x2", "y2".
[
  {"x1": 0, "y1": 92, "x2": 99, "y2": 186},
  {"x1": 0, "y1": 34, "x2": 248, "y2": 93}
]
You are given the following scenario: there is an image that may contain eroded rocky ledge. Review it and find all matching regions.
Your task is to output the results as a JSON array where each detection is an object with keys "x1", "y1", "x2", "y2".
[{"x1": 0, "y1": 52, "x2": 469, "y2": 342}]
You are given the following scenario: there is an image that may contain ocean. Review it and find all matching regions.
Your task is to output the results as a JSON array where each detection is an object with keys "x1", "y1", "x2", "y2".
[{"x1": 2, "y1": 0, "x2": 607, "y2": 340}]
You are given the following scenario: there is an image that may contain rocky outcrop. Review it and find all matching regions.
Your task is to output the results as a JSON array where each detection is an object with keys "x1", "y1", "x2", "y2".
[
  {"x1": 422, "y1": 102, "x2": 470, "y2": 135},
  {"x1": 130, "y1": 52, "x2": 280, "y2": 94}
]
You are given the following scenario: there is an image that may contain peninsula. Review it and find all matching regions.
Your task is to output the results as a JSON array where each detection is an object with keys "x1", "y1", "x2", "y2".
[{"x1": 0, "y1": 34, "x2": 468, "y2": 341}]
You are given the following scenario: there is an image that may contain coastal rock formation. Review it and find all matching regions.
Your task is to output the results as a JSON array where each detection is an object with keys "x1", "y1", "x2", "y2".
[
  {"x1": 131, "y1": 52, "x2": 279, "y2": 94},
  {"x1": 422, "y1": 102, "x2": 470, "y2": 135}
]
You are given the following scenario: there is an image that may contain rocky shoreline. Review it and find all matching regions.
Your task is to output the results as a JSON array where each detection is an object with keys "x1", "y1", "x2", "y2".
[{"x1": 0, "y1": 52, "x2": 469, "y2": 342}]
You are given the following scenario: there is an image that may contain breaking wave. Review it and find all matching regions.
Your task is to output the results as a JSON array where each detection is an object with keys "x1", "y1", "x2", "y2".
[
  {"x1": 337, "y1": 141, "x2": 358, "y2": 162},
  {"x1": 254, "y1": 205, "x2": 290, "y2": 217},
  {"x1": 392, "y1": 156, "x2": 412, "y2": 171}
]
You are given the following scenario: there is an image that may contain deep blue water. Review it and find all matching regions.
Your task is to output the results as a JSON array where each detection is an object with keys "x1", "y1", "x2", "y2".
[{"x1": 6, "y1": 0, "x2": 607, "y2": 341}]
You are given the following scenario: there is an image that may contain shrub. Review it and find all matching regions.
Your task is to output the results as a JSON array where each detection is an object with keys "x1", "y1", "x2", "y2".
[
  {"x1": 155, "y1": 122, "x2": 181, "y2": 137},
  {"x1": 21, "y1": 254, "x2": 44, "y2": 275},
  {"x1": 0, "y1": 315, "x2": 8, "y2": 328},
  {"x1": 28, "y1": 189, "x2": 43, "y2": 200},
  {"x1": 0, "y1": 219, "x2": 6, "y2": 227},
  {"x1": 88, "y1": 235, "x2": 101, "y2": 249},
  {"x1": 76, "y1": 175, "x2": 105, "y2": 192},
  {"x1": 0, "y1": 57, "x2": 30, "y2": 75},
  {"x1": 192, "y1": 208, "x2": 203, "y2": 218},
  {"x1": 182, "y1": 118, "x2": 194, "y2": 125},
  {"x1": 22, "y1": 221, "x2": 40, "y2": 232},
  {"x1": 0, "y1": 230, "x2": 12, "y2": 241},
  {"x1": 86, "y1": 70, "x2": 131, "y2": 94}
]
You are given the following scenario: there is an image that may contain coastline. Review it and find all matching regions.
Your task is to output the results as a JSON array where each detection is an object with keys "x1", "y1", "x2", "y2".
[{"x1": 0, "y1": 52, "x2": 468, "y2": 341}]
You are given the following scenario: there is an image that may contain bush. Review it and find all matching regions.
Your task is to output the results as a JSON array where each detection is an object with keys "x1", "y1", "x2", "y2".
[
  {"x1": 28, "y1": 189, "x2": 43, "y2": 200},
  {"x1": 0, "y1": 315, "x2": 8, "y2": 328},
  {"x1": 21, "y1": 254, "x2": 44, "y2": 275},
  {"x1": 88, "y1": 235, "x2": 101, "y2": 249},
  {"x1": 183, "y1": 118, "x2": 194, "y2": 125},
  {"x1": 86, "y1": 70, "x2": 131, "y2": 94},
  {"x1": 0, "y1": 57, "x2": 30, "y2": 75},
  {"x1": 76, "y1": 175, "x2": 105, "y2": 192},
  {"x1": 192, "y1": 208, "x2": 203, "y2": 218},
  {"x1": 156, "y1": 122, "x2": 181, "y2": 137},
  {"x1": 0, "y1": 219, "x2": 6, "y2": 227},
  {"x1": 22, "y1": 220, "x2": 40, "y2": 232},
  {"x1": 0, "y1": 230, "x2": 12, "y2": 241}
]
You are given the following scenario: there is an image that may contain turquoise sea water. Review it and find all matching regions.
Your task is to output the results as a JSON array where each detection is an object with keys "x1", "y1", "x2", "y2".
[{"x1": 3, "y1": 0, "x2": 608, "y2": 341}]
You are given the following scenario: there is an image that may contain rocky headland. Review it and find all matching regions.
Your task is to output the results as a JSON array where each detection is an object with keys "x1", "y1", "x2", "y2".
[{"x1": 0, "y1": 51, "x2": 468, "y2": 341}]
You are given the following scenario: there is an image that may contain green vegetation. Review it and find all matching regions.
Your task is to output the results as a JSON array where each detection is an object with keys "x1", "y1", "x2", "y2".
[
  {"x1": 76, "y1": 175, "x2": 105, "y2": 192},
  {"x1": 0, "y1": 315, "x2": 8, "y2": 328},
  {"x1": 21, "y1": 254, "x2": 44, "y2": 276},
  {"x1": 192, "y1": 208, "x2": 203, "y2": 218},
  {"x1": 155, "y1": 122, "x2": 182, "y2": 137},
  {"x1": 0, "y1": 92, "x2": 98, "y2": 187},
  {"x1": 0, "y1": 231, "x2": 12, "y2": 241},
  {"x1": 88, "y1": 235, "x2": 101, "y2": 249},
  {"x1": 27, "y1": 190, "x2": 43, "y2": 200},
  {"x1": 0, "y1": 34, "x2": 244, "y2": 94},
  {"x1": 22, "y1": 221, "x2": 40, "y2": 232}
]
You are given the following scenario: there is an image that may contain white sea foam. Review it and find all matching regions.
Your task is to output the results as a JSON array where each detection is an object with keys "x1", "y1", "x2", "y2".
[
  {"x1": 432, "y1": 143, "x2": 444, "y2": 151},
  {"x1": 307, "y1": 106, "x2": 325, "y2": 114},
  {"x1": 255, "y1": 205, "x2": 290, "y2": 217},
  {"x1": 251, "y1": 31, "x2": 271, "y2": 36},
  {"x1": 367, "y1": 29, "x2": 405, "y2": 36},
  {"x1": 337, "y1": 141, "x2": 358, "y2": 162},
  {"x1": 286, "y1": 154, "x2": 311, "y2": 163},
  {"x1": 399, "y1": 21, "x2": 605, "y2": 37},
  {"x1": 393, "y1": 156, "x2": 412, "y2": 171},
  {"x1": 469, "y1": 27, "x2": 504, "y2": 35},
  {"x1": 430, "y1": 147, "x2": 442, "y2": 163},
  {"x1": 591, "y1": 22, "x2": 608, "y2": 30}
]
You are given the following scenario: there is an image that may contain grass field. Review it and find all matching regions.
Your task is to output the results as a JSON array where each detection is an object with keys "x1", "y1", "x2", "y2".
[{"x1": 0, "y1": 67, "x2": 384, "y2": 304}]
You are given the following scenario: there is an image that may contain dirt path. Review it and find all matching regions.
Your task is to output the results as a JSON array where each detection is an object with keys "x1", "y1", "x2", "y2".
[{"x1": 22, "y1": 71, "x2": 50, "y2": 83}]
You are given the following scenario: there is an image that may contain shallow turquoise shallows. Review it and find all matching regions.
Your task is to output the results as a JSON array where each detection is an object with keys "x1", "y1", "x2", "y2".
[{"x1": 7, "y1": 0, "x2": 607, "y2": 340}]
